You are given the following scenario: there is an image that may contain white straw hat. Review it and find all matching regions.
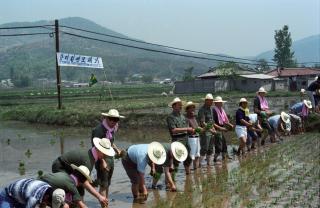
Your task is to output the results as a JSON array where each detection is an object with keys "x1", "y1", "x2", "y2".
[
  {"x1": 201, "y1": 93, "x2": 214, "y2": 100},
  {"x1": 303, "y1": 100, "x2": 312, "y2": 109},
  {"x1": 300, "y1": 89, "x2": 306, "y2": 94},
  {"x1": 280, "y1": 112, "x2": 290, "y2": 124},
  {"x1": 52, "y1": 189, "x2": 65, "y2": 208},
  {"x1": 213, "y1": 96, "x2": 227, "y2": 103},
  {"x1": 257, "y1": 87, "x2": 267, "y2": 93},
  {"x1": 147, "y1": 142, "x2": 166, "y2": 165},
  {"x1": 70, "y1": 164, "x2": 92, "y2": 183},
  {"x1": 168, "y1": 97, "x2": 183, "y2": 107},
  {"x1": 184, "y1": 101, "x2": 197, "y2": 110},
  {"x1": 101, "y1": 109, "x2": 125, "y2": 118},
  {"x1": 93, "y1": 138, "x2": 115, "y2": 157},
  {"x1": 171, "y1": 141, "x2": 188, "y2": 162},
  {"x1": 239, "y1": 98, "x2": 248, "y2": 103}
]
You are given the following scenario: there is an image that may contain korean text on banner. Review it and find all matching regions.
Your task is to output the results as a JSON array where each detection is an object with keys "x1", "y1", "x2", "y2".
[{"x1": 57, "y1": 52, "x2": 104, "y2": 68}]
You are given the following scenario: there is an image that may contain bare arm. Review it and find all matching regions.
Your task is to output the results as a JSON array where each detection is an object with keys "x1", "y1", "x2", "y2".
[
  {"x1": 164, "y1": 167, "x2": 176, "y2": 191},
  {"x1": 83, "y1": 181, "x2": 108, "y2": 206}
]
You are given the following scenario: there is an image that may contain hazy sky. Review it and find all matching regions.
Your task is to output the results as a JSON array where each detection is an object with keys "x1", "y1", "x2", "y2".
[{"x1": 1, "y1": 0, "x2": 319, "y2": 57}]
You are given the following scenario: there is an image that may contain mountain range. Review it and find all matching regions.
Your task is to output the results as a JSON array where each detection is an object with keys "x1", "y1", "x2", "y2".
[{"x1": 0, "y1": 17, "x2": 319, "y2": 85}]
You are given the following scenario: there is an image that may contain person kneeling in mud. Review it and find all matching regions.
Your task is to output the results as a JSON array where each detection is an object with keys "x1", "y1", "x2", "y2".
[
  {"x1": 121, "y1": 142, "x2": 166, "y2": 202},
  {"x1": 41, "y1": 164, "x2": 93, "y2": 208},
  {"x1": 150, "y1": 142, "x2": 188, "y2": 192}
]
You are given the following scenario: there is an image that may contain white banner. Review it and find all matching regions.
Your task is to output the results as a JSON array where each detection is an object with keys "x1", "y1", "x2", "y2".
[{"x1": 57, "y1": 52, "x2": 104, "y2": 68}]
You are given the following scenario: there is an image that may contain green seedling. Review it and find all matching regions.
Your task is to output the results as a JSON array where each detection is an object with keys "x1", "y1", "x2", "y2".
[
  {"x1": 37, "y1": 170, "x2": 44, "y2": 178},
  {"x1": 6, "y1": 139, "x2": 10, "y2": 145},
  {"x1": 50, "y1": 138, "x2": 56, "y2": 146},
  {"x1": 79, "y1": 140, "x2": 85, "y2": 148},
  {"x1": 18, "y1": 161, "x2": 25, "y2": 175},
  {"x1": 25, "y1": 149, "x2": 32, "y2": 158}
]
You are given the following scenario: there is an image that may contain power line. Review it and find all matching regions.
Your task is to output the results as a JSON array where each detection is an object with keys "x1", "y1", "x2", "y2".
[
  {"x1": 0, "y1": 25, "x2": 54, "y2": 30},
  {"x1": 0, "y1": 32, "x2": 53, "y2": 37},
  {"x1": 61, "y1": 30, "x2": 277, "y2": 67},
  {"x1": 60, "y1": 24, "x2": 276, "y2": 65}
]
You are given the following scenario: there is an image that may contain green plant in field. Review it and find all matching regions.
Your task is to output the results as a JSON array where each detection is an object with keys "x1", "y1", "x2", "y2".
[
  {"x1": 18, "y1": 161, "x2": 25, "y2": 175},
  {"x1": 37, "y1": 170, "x2": 43, "y2": 178},
  {"x1": 25, "y1": 149, "x2": 32, "y2": 158},
  {"x1": 79, "y1": 140, "x2": 85, "y2": 148},
  {"x1": 6, "y1": 138, "x2": 10, "y2": 145},
  {"x1": 50, "y1": 138, "x2": 56, "y2": 146}
]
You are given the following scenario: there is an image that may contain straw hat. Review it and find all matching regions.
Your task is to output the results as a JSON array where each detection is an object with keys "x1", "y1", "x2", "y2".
[
  {"x1": 70, "y1": 164, "x2": 92, "y2": 183},
  {"x1": 201, "y1": 93, "x2": 214, "y2": 100},
  {"x1": 101, "y1": 109, "x2": 125, "y2": 118},
  {"x1": 300, "y1": 89, "x2": 306, "y2": 94},
  {"x1": 147, "y1": 142, "x2": 166, "y2": 165},
  {"x1": 303, "y1": 100, "x2": 312, "y2": 109},
  {"x1": 257, "y1": 87, "x2": 267, "y2": 93},
  {"x1": 213, "y1": 96, "x2": 227, "y2": 103},
  {"x1": 93, "y1": 137, "x2": 115, "y2": 157},
  {"x1": 171, "y1": 141, "x2": 188, "y2": 162},
  {"x1": 52, "y1": 189, "x2": 65, "y2": 208},
  {"x1": 280, "y1": 112, "x2": 290, "y2": 124},
  {"x1": 168, "y1": 97, "x2": 183, "y2": 107},
  {"x1": 184, "y1": 101, "x2": 196, "y2": 110},
  {"x1": 239, "y1": 98, "x2": 248, "y2": 103}
]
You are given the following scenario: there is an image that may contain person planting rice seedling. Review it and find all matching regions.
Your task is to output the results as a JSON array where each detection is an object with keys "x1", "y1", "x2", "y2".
[
  {"x1": 40, "y1": 165, "x2": 93, "y2": 208},
  {"x1": 288, "y1": 113, "x2": 303, "y2": 134},
  {"x1": 234, "y1": 98, "x2": 252, "y2": 156},
  {"x1": 150, "y1": 142, "x2": 188, "y2": 192},
  {"x1": 253, "y1": 87, "x2": 275, "y2": 144},
  {"x1": 91, "y1": 109, "x2": 126, "y2": 206},
  {"x1": 0, "y1": 178, "x2": 66, "y2": 208},
  {"x1": 121, "y1": 142, "x2": 166, "y2": 202},
  {"x1": 167, "y1": 97, "x2": 194, "y2": 174},
  {"x1": 290, "y1": 100, "x2": 313, "y2": 132},
  {"x1": 51, "y1": 138, "x2": 115, "y2": 207},
  {"x1": 267, "y1": 112, "x2": 291, "y2": 141},
  {"x1": 246, "y1": 113, "x2": 263, "y2": 150},
  {"x1": 212, "y1": 96, "x2": 233, "y2": 162},
  {"x1": 197, "y1": 94, "x2": 216, "y2": 166}
]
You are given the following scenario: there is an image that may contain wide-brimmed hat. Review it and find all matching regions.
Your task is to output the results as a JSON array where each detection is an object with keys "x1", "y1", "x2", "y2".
[
  {"x1": 171, "y1": 141, "x2": 188, "y2": 162},
  {"x1": 70, "y1": 164, "x2": 92, "y2": 183},
  {"x1": 93, "y1": 137, "x2": 115, "y2": 157},
  {"x1": 52, "y1": 189, "x2": 65, "y2": 208},
  {"x1": 213, "y1": 96, "x2": 227, "y2": 103},
  {"x1": 300, "y1": 89, "x2": 306, "y2": 94},
  {"x1": 201, "y1": 93, "x2": 214, "y2": 100},
  {"x1": 184, "y1": 101, "x2": 197, "y2": 110},
  {"x1": 168, "y1": 97, "x2": 183, "y2": 107},
  {"x1": 280, "y1": 112, "x2": 290, "y2": 124},
  {"x1": 101, "y1": 109, "x2": 125, "y2": 118},
  {"x1": 257, "y1": 87, "x2": 267, "y2": 93},
  {"x1": 303, "y1": 100, "x2": 312, "y2": 109},
  {"x1": 147, "y1": 142, "x2": 166, "y2": 165},
  {"x1": 239, "y1": 98, "x2": 248, "y2": 103}
]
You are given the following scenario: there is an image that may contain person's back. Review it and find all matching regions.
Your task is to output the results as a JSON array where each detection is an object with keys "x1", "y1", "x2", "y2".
[
  {"x1": 290, "y1": 102, "x2": 303, "y2": 115},
  {"x1": 6, "y1": 178, "x2": 51, "y2": 207},
  {"x1": 127, "y1": 144, "x2": 149, "y2": 173}
]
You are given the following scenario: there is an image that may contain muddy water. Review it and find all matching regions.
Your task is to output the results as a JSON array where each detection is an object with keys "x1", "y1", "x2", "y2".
[
  {"x1": 0, "y1": 96, "x2": 308, "y2": 207},
  {"x1": 0, "y1": 121, "x2": 185, "y2": 208}
]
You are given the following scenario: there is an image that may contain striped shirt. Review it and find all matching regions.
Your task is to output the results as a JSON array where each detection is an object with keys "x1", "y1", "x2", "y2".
[{"x1": 6, "y1": 178, "x2": 51, "y2": 208}]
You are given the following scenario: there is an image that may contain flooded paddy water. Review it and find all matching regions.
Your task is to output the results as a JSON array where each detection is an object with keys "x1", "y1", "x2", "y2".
[{"x1": 0, "y1": 96, "x2": 319, "y2": 207}]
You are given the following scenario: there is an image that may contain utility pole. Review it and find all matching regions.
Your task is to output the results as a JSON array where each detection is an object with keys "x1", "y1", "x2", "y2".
[{"x1": 54, "y1": 19, "x2": 62, "y2": 109}]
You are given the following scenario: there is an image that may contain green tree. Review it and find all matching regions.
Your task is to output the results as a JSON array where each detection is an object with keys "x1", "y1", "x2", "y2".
[
  {"x1": 182, "y1": 66, "x2": 194, "y2": 81},
  {"x1": 141, "y1": 74, "x2": 153, "y2": 83},
  {"x1": 273, "y1": 25, "x2": 296, "y2": 67}
]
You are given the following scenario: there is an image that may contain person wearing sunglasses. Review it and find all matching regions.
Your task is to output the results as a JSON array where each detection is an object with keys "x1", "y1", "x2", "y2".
[{"x1": 91, "y1": 109, "x2": 125, "y2": 207}]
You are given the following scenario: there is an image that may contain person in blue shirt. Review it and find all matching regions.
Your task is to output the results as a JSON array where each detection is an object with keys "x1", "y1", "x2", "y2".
[
  {"x1": 0, "y1": 178, "x2": 66, "y2": 208},
  {"x1": 268, "y1": 112, "x2": 291, "y2": 140},
  {"x1": 121, "y1": 142, "x2": 166, "y2": 202},
  {"x1": 290, "y1": 100, "x2": 312, "y2": 132}
]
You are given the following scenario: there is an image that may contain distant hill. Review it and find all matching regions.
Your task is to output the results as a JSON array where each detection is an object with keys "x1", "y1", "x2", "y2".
[
  {"x1": 255, "y1": 34, "x2": 320, "y2": 66},
  {"x1": 0, "y1": 17, "x2": 213, "y2": 84}
]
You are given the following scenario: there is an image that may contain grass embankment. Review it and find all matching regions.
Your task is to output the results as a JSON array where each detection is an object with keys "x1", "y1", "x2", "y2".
[
  {"x1": 153, "y1": 133, "x2": 320, "y2": 208},
  {"x1": 0, "y1": 85, "x2": 306, "y2": 127}
]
